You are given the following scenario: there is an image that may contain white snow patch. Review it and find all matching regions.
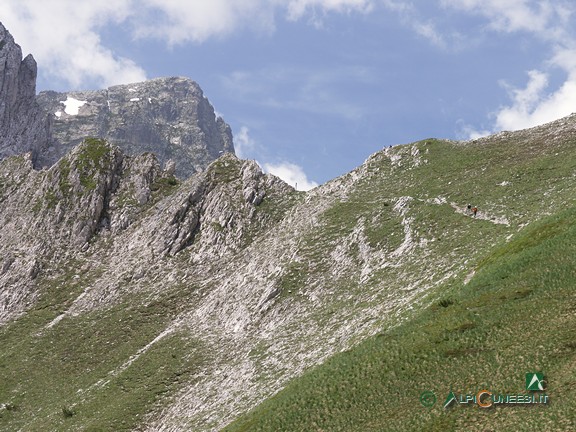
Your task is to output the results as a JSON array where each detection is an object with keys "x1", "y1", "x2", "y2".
[
  {"x1": 54, "y1": 111, "x2": 62, "y2": 118},
  {"x1": 61, "y1": 96, "x2": 87, "y2": 115},
  {"x1": 130, "y1": 97, "x2": 140, "y2": 102}
]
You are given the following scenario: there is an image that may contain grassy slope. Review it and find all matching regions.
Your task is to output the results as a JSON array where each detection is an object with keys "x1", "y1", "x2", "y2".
[
  {"x1": 0, "y1": 261, "x2": 204, "y2": 431},
  {"x1": 274, "y1": 132, "x2": 576, "y2": 363},
  {"x1": 2, "y1": 126, "x2": 576, "y2": 430},
  {"x1": 223, "y1": 207, "x2": 576, "y2": 432}
]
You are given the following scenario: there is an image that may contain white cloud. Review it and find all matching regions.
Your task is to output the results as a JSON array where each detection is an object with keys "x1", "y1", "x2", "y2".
[
  {"x1": 440, "y1": 0, "x2": 576, "y2": 135},
  {"x1": 234, "y1": 126, "x2": 257, "y2": 159},
  {"x1": 286, "y1": 0, "x2": 373, "y2": 21},
  {"x1": 380, "y1": 0, "x2": 463, "y2": 50},
  {"x1": 263, "y1": 161, "x2": 319, "y2": 191},
  {"x1": 495, "y1": 68, "x2": 576, "y2": 131},
  {"x1": 132, "y1": 0, "x2": 374, "y2": 42},
  {"x1": 0, "y1": 1, "x2": 147, "y2": 89},
  {"x1": 495, "y1": 70, "x2": 548, "y2": 130},
  {"x1": 458, "y1": 122, "x2": 492, "y2": 140},
  {"x1": 0, "y1": 0, "x2": 376, "y2": 90},
  {"x1": 440, "y1": 0, "x2": 568, "y2": 37},
  {"x1": 133, "y1": 0, "x2": 374, "y2": 44},
  {"x1": 411, "y1": 20, "x2": 447, "y2": 49},
  {"x1": 132, "y1": 0, "x2": 277, "y2": 44},
  {"x1": 233, "y1": 126, "x2": 318, "y2": 190}
]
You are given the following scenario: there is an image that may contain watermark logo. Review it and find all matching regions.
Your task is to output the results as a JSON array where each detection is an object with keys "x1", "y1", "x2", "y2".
[
  {"x1": 420, "y1": 391, "x2": 437, "y2": 407},
  {"x1": 440, "y1": 373, "x2": 549, "y2": 409},
  {"x1": 526, "y1": 372, "x2": 545, "y2": 391}
]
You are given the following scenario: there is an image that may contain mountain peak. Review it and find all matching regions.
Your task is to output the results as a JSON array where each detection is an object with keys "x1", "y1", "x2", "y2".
[
  {"x1": 36, "y1": 76, "x2": 234, "y2": 178},
  {"x1": 1, "y1": 22, "x2": 235, "y2": 179}
]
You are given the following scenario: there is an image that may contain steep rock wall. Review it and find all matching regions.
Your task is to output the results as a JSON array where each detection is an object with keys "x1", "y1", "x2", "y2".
[{"x1": 0, "y1": 22, "x2": 52, "y2": 165}]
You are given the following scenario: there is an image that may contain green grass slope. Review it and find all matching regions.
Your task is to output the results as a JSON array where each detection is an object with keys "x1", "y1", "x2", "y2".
[
  {"x1": 0, "y1": 273, "x2": 204, "y2": 431},
  {"x1": 224, "y1": 207, "x2": 576, "y2": 432},
  {"x1": 3, "y1": 117, "x2": 576, "y2": 430}
]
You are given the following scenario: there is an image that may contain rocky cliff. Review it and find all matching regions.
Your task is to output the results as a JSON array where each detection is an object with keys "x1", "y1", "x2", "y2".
[
  {"x1": 36, "y1": 77, "x2": 234, "y2": 178},
  {"x1": 0, "y1": 22, "x2": 52, "y2": 165},
  {"x1": 1, "y1": 21, "x2": 234, "y2": 178}
]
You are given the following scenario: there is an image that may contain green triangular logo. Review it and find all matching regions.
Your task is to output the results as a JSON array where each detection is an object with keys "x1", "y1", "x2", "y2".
[
  {"x1": 443, "y1": 391, "x2": 457, "y2": 408},
  {"x1": 526, "y1": 372, "x2": 544, "y2": 391}
]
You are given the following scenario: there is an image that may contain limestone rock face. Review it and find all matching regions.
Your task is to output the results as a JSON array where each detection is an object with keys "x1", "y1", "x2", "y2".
[
  {"x1": 0, "y1": 22, "x2": 52, "y2": 165},
  {"x1": 36, "y1": 77, "x2": 235, "y2": 178},
  {"x1": 0, "y1": 139, "x2": 287, "y2": 325}
]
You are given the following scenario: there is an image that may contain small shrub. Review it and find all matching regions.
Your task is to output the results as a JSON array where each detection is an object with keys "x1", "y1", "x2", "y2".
[
  {"x1": 437, "y1": 298, "x2": 454, "y2": 308},
  {"x1": 62, "y1": 406, "x2": 75, "y2": 418},
  {"x1": 151, "y1": 176, "x2": 178, "y2": 193},
  {"x1": 513, "y1": 288, "x2": 532, "y2": 300},
  {"x1": 211, "y1": 222, "x2": 224, "y2": 232}
]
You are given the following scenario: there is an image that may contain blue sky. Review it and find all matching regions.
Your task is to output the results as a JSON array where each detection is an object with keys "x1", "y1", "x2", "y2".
[{"x1": 1, "y1": 1, "x2": 575, "y2": 189}]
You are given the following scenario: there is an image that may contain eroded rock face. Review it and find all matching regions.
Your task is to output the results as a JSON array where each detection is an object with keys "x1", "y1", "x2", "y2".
[
  {"x1": 0, "y1": 22, "x2": 52, "y2": 165},
  {"x1": 36, "y1": 77, "x2": 234, "y2": 178},
  {"x1": 0, "y1": 139, "x2": 288, "y2": 325}
]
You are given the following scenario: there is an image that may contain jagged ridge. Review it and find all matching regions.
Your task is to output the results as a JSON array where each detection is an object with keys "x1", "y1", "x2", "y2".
[{"x1": 0, "y1": 138, "x2": 288, "y2": 324}]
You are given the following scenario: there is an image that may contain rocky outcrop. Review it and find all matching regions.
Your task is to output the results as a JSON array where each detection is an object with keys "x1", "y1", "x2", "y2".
[
  {"x1": 36, "y1": 77, "x2": 235, "y2": 178},
  {"x1": 0, "y1": 139, "x2": 287, "y2": 324},
  {"x1": 0, "y1": 22, "x2": 52, "y2": 165}
]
